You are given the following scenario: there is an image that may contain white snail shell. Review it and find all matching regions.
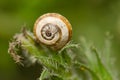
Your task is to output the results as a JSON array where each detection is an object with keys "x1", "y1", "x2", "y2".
[{"x1": 34, "y1": 13, "x2": 72, "y2": 50}]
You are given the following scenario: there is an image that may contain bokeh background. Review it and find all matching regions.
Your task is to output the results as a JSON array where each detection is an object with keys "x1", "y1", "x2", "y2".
[{"x1": 0, "y1": 0, "x2": 120, "y2": 80}]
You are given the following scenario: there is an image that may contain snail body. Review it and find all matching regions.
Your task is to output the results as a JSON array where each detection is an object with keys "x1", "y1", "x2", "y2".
[{"x1": 34, "y1": 13, "x2": 72, "y2": 50}]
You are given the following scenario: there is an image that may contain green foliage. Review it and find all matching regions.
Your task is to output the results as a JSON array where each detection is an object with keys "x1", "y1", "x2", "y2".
[
  {"x1": 0, "y1": 0, "x2": 120, "y2": 80},
  {"x1": 8, "y1": 29, "x2": 115, "y2": 80}
]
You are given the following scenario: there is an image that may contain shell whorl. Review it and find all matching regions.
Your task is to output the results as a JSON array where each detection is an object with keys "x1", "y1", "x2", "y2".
[{"x1": 34, "y1": 13, "x2": 72, "y2": 50}]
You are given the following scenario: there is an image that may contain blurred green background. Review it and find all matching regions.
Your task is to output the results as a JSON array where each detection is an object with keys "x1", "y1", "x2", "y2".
[{"x1": 0, "y1": 0, "x2": 120, "y2": 80}]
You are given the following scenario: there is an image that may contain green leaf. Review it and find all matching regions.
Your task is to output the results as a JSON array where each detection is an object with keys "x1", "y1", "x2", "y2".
[{"x1": 39, "y1": 68, "x2": 50, "y2": 80}]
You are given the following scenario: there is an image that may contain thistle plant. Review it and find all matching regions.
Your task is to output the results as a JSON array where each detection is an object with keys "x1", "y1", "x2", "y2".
[{"x1": 8, "y1": 28, "x2": 116, "y2": 80}]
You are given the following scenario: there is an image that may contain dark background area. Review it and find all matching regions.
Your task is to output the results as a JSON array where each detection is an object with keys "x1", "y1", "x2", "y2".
[{"x1": 0, "y1": 0, "x2": 120, "y2": 80}]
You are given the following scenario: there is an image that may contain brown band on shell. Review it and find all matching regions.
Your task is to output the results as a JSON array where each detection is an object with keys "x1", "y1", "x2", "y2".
[{"x1": 50, "y1": 25, "x2": 62, "y2": 48}]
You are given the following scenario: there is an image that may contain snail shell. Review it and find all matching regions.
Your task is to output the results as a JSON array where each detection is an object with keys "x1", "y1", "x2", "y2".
[{"x1": 34, "y1": 13, "x2": 72, "y2": 50}]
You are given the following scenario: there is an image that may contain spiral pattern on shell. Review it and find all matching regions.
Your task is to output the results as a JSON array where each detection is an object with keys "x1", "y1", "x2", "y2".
[{"x1": 34, "y1": 13, "x2": 72, "y2": 50}]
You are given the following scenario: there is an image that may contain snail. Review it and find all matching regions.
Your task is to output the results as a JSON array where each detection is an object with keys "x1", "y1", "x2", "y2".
[{"x1": 33, "y1": 13, "x2": 72, "y2": 50}]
